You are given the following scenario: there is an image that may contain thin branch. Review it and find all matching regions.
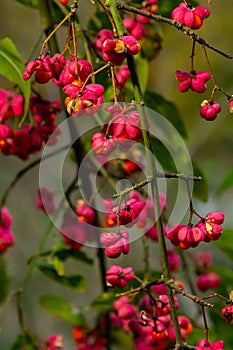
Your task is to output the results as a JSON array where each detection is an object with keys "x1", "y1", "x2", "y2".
[
  {"x1": 112, "y1": 173, "x2": 202, "y2": 198},
  {"x1": 112, "y1": 177, "x2": 152, "y2": 198},
  {"x1": 160, "y1": 172, "x2": 202, "y2": 181},
  {"x1": 166, "y1": 279, "x2": 214, "y2": 308},
  {"x1": 190, "y1": 39, "x2": 196, "y2": 72},
  {"x1": 202, "y1": 45, "x2": 232, "y2": 100},
  {"x1": 80, "y1": 62, "x2": 111, "y2": 92},
  {"x1": 201, "y1": 305, "x2": 209, "y2": 343},
  {"x1": 39, "y1": 13, "x2": 72, "y2": 56},
  {"x1": 116, "y1": 274, "x2": 215, "y2": 309},
  {"x1": 96, "y1": 0, "x2": 118, "y2": 36},
  {"x1": 116, "y1": 2, "x2": 233, "y2": 60}
]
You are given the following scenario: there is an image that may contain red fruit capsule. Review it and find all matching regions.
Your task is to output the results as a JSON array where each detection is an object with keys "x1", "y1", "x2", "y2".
[
  {"x1": 222, "y1": 305, "x2": 233, "y2": 324},
  {"x1": 59, "y1": 0, "x2": 69, "y2": 5},
  {"x1": 35, "y1": 70, "x2": 53, "y2": 84},
  {"x1": 152, "y1": 330, "x2": 167, "y2": 340}
]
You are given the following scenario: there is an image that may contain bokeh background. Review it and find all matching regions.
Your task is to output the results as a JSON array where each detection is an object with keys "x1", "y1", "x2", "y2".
[{"x1": 0, "y1": 0, "x2": 233, "y2": 348}]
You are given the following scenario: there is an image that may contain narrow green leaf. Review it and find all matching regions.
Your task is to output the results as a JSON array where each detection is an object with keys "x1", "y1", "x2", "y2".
[
  {"x1": 134, "y1": 52, "x2": 149, "y2": 95},
  {"x1": 151, "y1": 136, "x2": 177, "y2": 173},
  {"x1": 117, "y1": 53, "x2": 149, "y2": 99},
  {"x1": 41, "y1": 248, "x2": 93, "y2": 265},
  {"x1": 36, "y1": 259, "x2": 87, "y2": 290},
  {"x1": 0, "y1": 38, "x2": 31, "y2": 119},
  {"x1": 10, "y1": 332, "x2": 38, "y2": 350},
  {"x1": 55, "y1": 249, "x2": 93, "y2": 264},
  {"x1": 15, "y1": 0, "x2": 38, "y2": 8},
  {"x1": 110, "y1": 328, "x2": 134, "y2": 350},
  {"x1": 87, "y1": 8, "x2": 112, "y2": 32},
  {"x1": 218, "y1": 166, "x2": 233, "y2": 193},
  {"x1": 0, "y1": 255, "x2": 9, "y2": 305},
  {"x1": 40, "y1": 295, "x2": 87, "y2": 325},
  {"x1": 53, "y1": 256, "x2": 65, "y2": 276},
  {"x1": 144, "y1": 90, "x2": 187, "y2": 137},
  {"x1": 91, "y1": 292, "x2": 116, "y2": 312}
]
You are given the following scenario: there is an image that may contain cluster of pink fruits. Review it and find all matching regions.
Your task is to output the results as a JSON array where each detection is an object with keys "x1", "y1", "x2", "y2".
[
  {"x1": 175, "y1": 69, "x2": 223, "y2": 121},
  {"x1": 23, "y1": 53, "x2": 105, "y2": 116},
  {"x1": 70, "y1": 260, "x2": 225, "y2": 350},
  {"x1": 172, "y1": 2, "x2": 210, "y2": 30},
  {"x1": 61, "y1": 199, "x2": 96, "y2": 250},
  {"x1": 194, "y1": 251, "x2": 221, "y2": 292},
  {"x1": 172, "y1": 2, "x2": 233, "y2": 121},
  {"x1": 35, "y1": 184, "x2": 229, "y2": 348},
  {"x1": 72, "y1": 268, "x2": 193, "y2": 350},
  {"x1": 0, "y1": 90, "x2": 60, "y2": 159},
  {"x1": 92, "y1": 106, "x2": 143, "y2": 155},
  {"x1": 22, "y1": 20, "x2": 143, "y2": 116},
  {"x1": 0, "y1": 208, "x2": 15, "y2": 253},
  {"x1": 94, "y1": 0, "x2": 159, "y2": 55},
  {"x1": 100, "y1": 191, "x2": 166, "y2": 258},
  {"x1": 175, "y1": 70, "x2": 211, "y2": 94},
  {"x1": 166, "y1": 211, "x2": 224, "y2": 250}
]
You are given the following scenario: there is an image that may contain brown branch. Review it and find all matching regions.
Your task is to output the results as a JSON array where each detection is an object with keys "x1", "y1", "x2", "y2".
[
  {"x1": 167, "y1": 279, "x2": 214, "y2": 308},
  {"x1": 112, "y1": 173, "x2": 202, "y2": 198}
]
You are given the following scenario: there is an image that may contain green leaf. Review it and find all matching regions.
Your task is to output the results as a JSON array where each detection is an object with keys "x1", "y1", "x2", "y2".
[
  {"x1": 192, "y1": 161, "x2": 208, "y2": 202},
  {"x1": 110, "y1": 328, "x2": 134, "y2": 350},
  {"x1": 134, "y1": 52, "x2": 149, "y2": 95},
  {"x1": 213, "y1": 229, "x2": 233, "y2": 262},
  {"x1": 0, "y1": 38, "x2": 31, "y2": 119},
  {"x1": 144, "y1": 90, "x2": 187, "y2": 137},
  {"x1": 10, "y1": 332, "x2": 38, "y2": 350},
  {"x1": 87, "y1": 8, "x2": 112, "y2": 33},
  {"x1": 36, "y1": 259, "x2": 87, "y2": 290},
  {"x1": 0, "y1": 255, "x2": 9, "y2": 305},
  {"x1": 53, "y1": 256, "x2": 65, "y2": 276},
  {"x1": 41, "y1": 248, "x2": 93, "y2": 265},
  {"x1": 218, "y1": 166, "x2": 233, "y2": 193},
  {"x1": 40, "y1": 295, "x2": 87, "y2": 325},
  {"x1": 151, "y1": 136, "x2": 177, "y2": 173},
  {"x1": 15, "y1": 0, "x2": 38, "y2": 8},
  {"x1": 55, "y1": 249, "x2": 93, "y2": 264},
  {"x1": 91, "y1": 292, "x2": 116, "y2": 313}
]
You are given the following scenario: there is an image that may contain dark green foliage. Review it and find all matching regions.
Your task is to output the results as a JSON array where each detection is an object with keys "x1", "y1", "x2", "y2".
[
  {"x1": 36, "y1": 258, "x2": 88, "y2": 290},
  {"x1": 144, "y1": 90, "x2": 187, "y2": 137},
  {"x1": 10, "y1": 332, "x2": 39, "y2": 350}
]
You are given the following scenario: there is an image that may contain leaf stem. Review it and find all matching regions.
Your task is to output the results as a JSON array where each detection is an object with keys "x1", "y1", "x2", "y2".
[{"x1": 105, "y1": 0, "x2": 127, "y2": 37}]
